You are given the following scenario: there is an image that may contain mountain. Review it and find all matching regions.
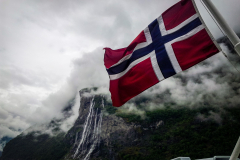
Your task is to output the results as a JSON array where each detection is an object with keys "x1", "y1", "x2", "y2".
[
  {"x1": 1, "y1": 36, "x2": 240, "y2": 160},
  {"x1": 0, "y1": 137, "x2": 12, "y2": 157},
  {"x1": 1, "y1": 87, "x2": 240, "y2": 160}
]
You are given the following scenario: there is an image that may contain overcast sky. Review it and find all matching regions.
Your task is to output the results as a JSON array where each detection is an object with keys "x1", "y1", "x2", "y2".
[{"x1": 0, "y1": 0, "x2": 240, "y2": 140}]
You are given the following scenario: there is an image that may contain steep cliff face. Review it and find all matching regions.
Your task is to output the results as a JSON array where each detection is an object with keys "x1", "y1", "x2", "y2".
[
  {"x1": 1, "y1": 88, "x2": 240, "y2": 160},
  {"x1": 0, "y1": 88, "x2": 135, "y2": 160},
  {"x1": 0, "y1": 88, "x2": 132, "y2": 160},
  {"x1": 65, "y1": 89, "x2": 136, "y2": 160}
]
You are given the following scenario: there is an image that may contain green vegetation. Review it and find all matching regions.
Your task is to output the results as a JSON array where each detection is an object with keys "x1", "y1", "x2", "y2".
[
  {"x1": 1, "y1": 94, "x2": 240, "y2": 160},
  {"x1": 116, "y1": 113, "x2": 142, "y2": 123},
  {"x1": 93, "y1": 95, "x2": 103, "y2": 109},
  {"x1": 0, "y1": 132, "x2": 71, "y2": 160},
  {"x1": 103, "y1": 98, "x2": 117, "y2": 114},
  {"x1": 105, "y1": 104, "x2": 117, "y2": 114},
  {"x1": 115, "y1": 107, "x2": 240, "y2": 160},
  {"x1": 91, "y1": 94, "x2": 117, "y2": 114}
]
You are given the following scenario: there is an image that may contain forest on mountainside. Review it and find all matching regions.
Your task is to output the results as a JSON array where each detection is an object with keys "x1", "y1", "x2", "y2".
[
  {"x1": 1, "y1": 35, "x2": 240, "y2": 160},
  {"x1": 1, "y1": 99, "x2": 240, "y2": 160}
]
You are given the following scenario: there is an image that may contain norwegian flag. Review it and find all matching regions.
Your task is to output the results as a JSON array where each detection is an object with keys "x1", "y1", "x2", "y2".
[{"x1": 104, "y1": 0, "x2": 219, "y2": 107}]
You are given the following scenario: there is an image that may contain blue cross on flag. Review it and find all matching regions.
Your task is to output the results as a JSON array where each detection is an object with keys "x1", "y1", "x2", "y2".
[{"x1": 104, "y1": 0, "x2": 219, "y2": 107}]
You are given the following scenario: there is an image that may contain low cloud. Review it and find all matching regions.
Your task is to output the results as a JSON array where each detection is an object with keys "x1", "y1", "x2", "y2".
[
  {"x1": 116, "y1": 42, "x2": 240, "y2": 123},
  {"x1": 59, "y1": 92, "x2": 80, "y2": 132},
  {"x1": 0, "y1": 113, "x2": 30, "y2": 139},
  {"x1": 117, "y1": 103, "x2": 146, "y2": 119},
  {"x1": 46, "y1": 41, "x2": 240, "y2": 126},
  {"x1": 196, "y1": 111, "x2": 223, "y2": 124},
  {"x1": 1, "y1": 41, "x2": 240, "y2": 139},
  {"x1": 1, "y1": 0, "x2": 240, "y2": 140}
]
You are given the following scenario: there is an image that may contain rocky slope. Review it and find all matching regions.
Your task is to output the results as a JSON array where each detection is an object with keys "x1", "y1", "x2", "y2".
[
  {"x1": 1, "y1": 34, "x2": 240, "y2": 160},
  {"x1": 64, "y1": 88, "x2": 137, "y2": 160},
  {"x1": 0, "y1": 88, "x2": 138, "y2": 160},
  {"x1": 1, "y1": 87, "x2": 240, "y2": 160},
  {"x1": 0, "y1": 137, "x2": 12, "y2": 157}
]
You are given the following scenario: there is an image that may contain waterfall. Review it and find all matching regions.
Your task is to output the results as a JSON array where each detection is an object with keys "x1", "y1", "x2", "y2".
[
  {"x1": 73, "y1": 96, "x2": 104, "y2": 160},
  {"x1": 74, "y1": 132, "x2": 78, "y2": 146}
]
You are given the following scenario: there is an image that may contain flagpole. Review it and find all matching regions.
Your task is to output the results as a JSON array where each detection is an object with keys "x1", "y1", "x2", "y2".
[
  {"x1": 229, "y1": 136, "x2": 240, "y2": 160},
  {"x1": 202, "y1": 0, "x2": 240, "y2": 56},
  {"x1": 196, "y1": 1, "x2": 240, "y2": 160}
]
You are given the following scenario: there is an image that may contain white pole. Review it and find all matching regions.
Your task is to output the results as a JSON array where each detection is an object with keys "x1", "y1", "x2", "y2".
[
  {"x1": 201, "y1": 1, "x2": 240, "y2": 159},
  {"x1": 229, "y1": 136, "x2": 240, "y2": 160},
  {"x1": 202, "y1": 0, "x2": 240, "y2": 56}
]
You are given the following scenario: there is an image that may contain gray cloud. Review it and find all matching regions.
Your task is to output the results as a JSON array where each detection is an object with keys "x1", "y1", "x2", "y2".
[
  {"x1": 1, "y1": 0, "x2": 240, "y2": 140},
  {"x1": 196, "y1": 111, "x2": 223, "y2": 124},
  {"x1": 118, "y1": 42, "x2": 240, "y2": 124}
]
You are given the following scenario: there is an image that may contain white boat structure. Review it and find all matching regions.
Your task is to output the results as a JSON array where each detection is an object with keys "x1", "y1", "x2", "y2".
[{"x1": 172, "y1": 156, "x2": 240, "y2": 160}]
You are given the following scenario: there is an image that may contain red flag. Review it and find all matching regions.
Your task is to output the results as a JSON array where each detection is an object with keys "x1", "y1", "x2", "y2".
[{"x1": 104, "y1": 0, "x2": 219, "y2": 107}]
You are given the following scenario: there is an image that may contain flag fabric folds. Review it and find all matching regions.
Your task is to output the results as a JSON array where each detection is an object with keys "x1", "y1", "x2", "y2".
[{"x1": 104, "y1": 0, "x2": 219, "y2": 107}]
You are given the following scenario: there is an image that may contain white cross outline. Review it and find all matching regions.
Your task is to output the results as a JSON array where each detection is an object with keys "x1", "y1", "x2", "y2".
[{"x1": 109, "y1": 13, "x2": 202, "y2": 81}]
